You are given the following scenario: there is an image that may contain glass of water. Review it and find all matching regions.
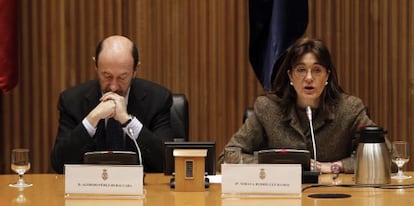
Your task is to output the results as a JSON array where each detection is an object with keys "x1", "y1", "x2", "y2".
[
  {"x1": 391, "y1": 141, "x2": 411, "y2": 180},
  {"x1": 9, "y1": 148, "x2": 33, "y2": 188}
]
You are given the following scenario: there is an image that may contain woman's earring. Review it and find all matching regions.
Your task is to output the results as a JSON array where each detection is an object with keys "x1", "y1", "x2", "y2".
[
  {"x1": 290, "y1": 82, "x2": 294, "y2": 86},
  {"x1": 325, "y1": 81, "x2": 328, "y2": 85}
]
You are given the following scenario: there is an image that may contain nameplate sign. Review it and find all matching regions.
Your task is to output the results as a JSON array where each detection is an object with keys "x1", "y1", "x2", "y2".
[
  {"x1": 65, "y1": 164, "x2": 143, "y2": 198},
  {"x1": 221, "y1": 164, "x2": 301, "y2": 197}
]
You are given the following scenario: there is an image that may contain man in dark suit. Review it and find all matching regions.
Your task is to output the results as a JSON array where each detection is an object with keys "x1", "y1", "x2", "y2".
[{"x1": 51, "y1": 35, "x2": 173, "y2": 174}]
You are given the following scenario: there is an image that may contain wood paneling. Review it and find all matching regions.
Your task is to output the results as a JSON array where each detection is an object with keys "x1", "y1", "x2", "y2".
[
  {"x1": 1, "y1": 0, "x2": 414, "y2": 173},
  {"x1": 307, "y1": 0, "x2": 414, "y2": 169}
]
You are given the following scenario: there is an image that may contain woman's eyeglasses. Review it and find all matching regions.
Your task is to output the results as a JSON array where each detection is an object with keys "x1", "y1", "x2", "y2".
[{"x1": 292, "y1": 65, "x2": 328, "y2": 78}]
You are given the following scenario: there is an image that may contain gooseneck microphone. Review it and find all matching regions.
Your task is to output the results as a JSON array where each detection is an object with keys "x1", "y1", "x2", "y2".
[
  {"x1": 127, "y1": 127, "x2": 143, "y2": 166},
  {"x1": 306, "y1": 106, "x2": 318, "y2": 171}
]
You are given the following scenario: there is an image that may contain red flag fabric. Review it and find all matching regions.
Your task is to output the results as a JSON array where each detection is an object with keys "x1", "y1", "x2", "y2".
[{"x1": 0, "y1": 0, "x2": 18, "y2": 94}]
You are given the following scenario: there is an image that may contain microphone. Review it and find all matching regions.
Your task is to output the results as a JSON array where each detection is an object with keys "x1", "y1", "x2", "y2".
[
  {"x1": 126, "y1": 127, "x2": 143, "y2": 166},
  {"x1": 306, "y1": 106, "x2": 318, "y2": 171}
]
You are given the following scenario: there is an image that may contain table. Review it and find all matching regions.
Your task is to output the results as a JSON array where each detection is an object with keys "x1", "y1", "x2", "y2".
[{"x1": 1, "y1": 172, "x2": 414, "y2": 206}]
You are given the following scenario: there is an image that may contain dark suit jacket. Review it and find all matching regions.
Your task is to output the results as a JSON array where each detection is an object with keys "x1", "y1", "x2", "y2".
[{"x1": 51, "y1": 78, "x2": 173, "y2": 174}]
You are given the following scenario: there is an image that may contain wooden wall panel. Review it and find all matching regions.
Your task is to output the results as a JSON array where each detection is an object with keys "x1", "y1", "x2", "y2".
[
  {"x1": 126, "y1": 0, "x2": 262, "y2": 150},
  {"x1": 307, "y1": 0, "x2": 414, "y2": 169},
  {"x1": 1, "y1": 0, "x2": 414, "y2": 173}
]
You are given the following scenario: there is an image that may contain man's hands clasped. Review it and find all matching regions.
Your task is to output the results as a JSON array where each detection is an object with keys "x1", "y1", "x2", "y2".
[{"x1": 86, "y1": 92, "x2": 130, "y2": 127}]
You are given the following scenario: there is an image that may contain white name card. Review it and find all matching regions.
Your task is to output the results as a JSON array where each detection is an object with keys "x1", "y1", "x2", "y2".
[
  {"x1": 65, "y1": 164, "x2": 143, "y2": 198},
  {"x1": 221, "y1": 164, "x2": 302, "y2": 197}
]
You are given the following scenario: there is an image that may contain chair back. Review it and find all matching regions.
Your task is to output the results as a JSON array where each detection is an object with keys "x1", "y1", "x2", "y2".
[{"x1": 171, "y1": 93, "x2": 189, "y2": 141}]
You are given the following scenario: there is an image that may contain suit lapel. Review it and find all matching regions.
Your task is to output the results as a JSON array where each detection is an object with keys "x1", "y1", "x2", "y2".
[
  {"x1": 286, "y1": 107, "x2": 305, "y2": 136},
  {"x1": 127, "y1": 79, "x2": 147, "y2": 121},
  {"x1": 84, "y1": 81, "x2": 102, "y2": 113}
]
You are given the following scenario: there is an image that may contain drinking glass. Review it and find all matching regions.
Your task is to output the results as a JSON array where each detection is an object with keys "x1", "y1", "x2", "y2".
[
  {"x1": 391, "y1": 141, "x2": 411, "y2": 180},
  {"x1": 9, "y1": 148, "x2": 33, "y2": 187},
  {"x1": 224, "y1": 147, "x2": 242, "y2": 164}
]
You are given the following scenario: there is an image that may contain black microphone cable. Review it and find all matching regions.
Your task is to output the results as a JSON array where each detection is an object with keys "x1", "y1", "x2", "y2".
[{"x1": 302, "y1": 182, "x2": 414, "y2": 192}]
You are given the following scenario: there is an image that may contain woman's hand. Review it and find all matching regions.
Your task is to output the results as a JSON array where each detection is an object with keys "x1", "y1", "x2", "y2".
[{"x1": 311, "y1": 159, "x2": 343, "y2": 173}]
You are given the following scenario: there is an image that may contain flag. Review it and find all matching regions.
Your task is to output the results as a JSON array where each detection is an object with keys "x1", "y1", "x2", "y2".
[
  {"x1": 0, "y1": 0, "x2": 18, "y2": 94},
  {"x1": 249, "y1": 0, "x2": 308, "y2": 90}
]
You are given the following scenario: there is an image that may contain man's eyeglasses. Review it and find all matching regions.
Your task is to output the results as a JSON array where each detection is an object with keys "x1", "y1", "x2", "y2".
[{"x1": 291, "y1": 65, "x2": 328, "y2": 78}]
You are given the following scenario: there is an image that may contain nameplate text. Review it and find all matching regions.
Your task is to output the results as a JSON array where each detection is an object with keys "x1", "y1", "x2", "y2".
[
  {"x1": 65, "y1": 164, "x2": 143, "y2": 197},
  {"x1": 221, "y1": 164, "x2": 301, "y2": 197}
]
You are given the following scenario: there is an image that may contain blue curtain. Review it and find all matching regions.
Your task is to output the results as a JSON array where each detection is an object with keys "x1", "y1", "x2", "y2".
[{"x1": 249, "y1": 0, "x2": 308, "y2": 90}]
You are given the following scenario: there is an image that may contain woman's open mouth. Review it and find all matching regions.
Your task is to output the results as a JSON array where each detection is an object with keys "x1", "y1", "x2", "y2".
[{"x1": 304, "y1": 86, "x2": 315, "y2": 94}]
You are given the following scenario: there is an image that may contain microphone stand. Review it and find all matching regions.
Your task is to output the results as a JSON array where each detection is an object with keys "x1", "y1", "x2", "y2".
[
  {"x1": 303, "y1": 106, "x2": 320, "y2": 183},
  {"x1": 127, "y1": 127, "x2": 143, "y2": 166},
  {"x1": 306, "y1": 106, "x2": 318, "y2": 171}
]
